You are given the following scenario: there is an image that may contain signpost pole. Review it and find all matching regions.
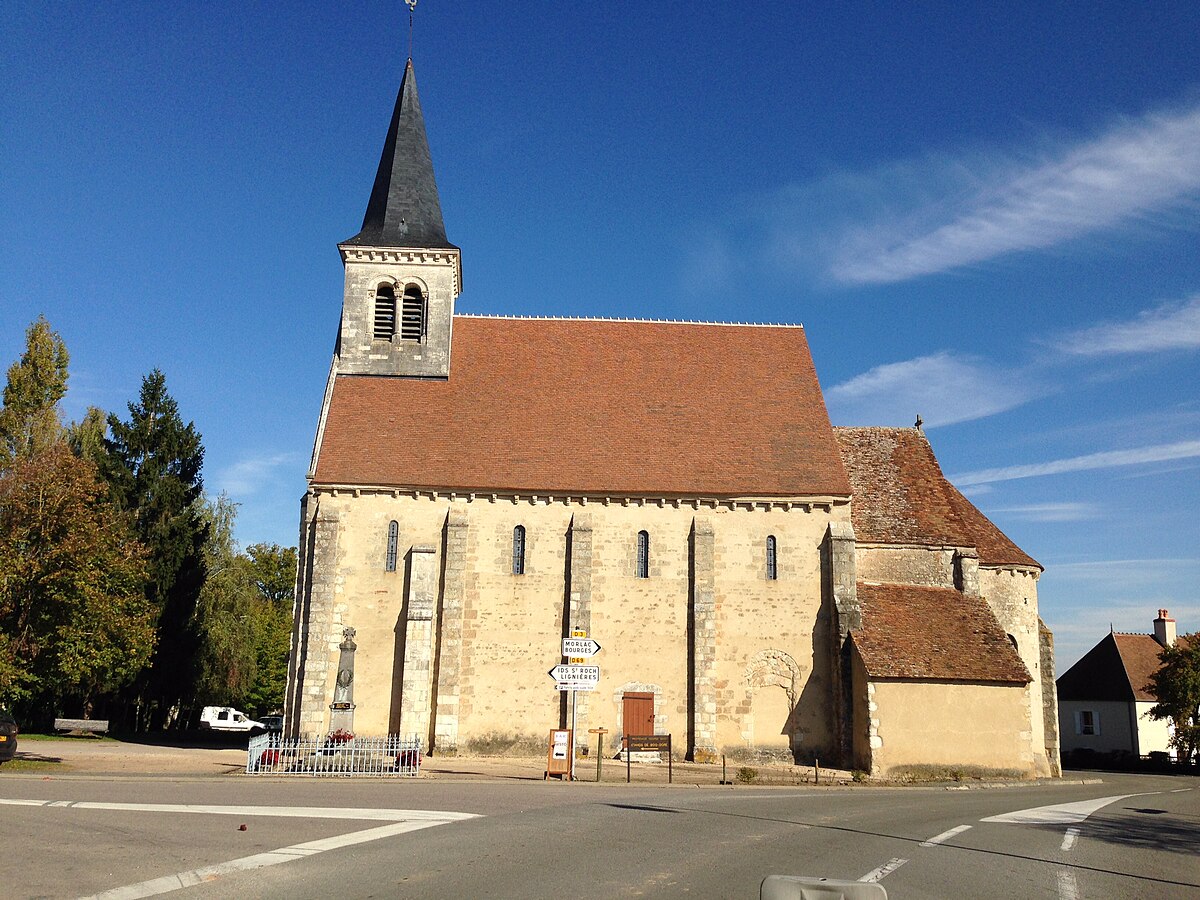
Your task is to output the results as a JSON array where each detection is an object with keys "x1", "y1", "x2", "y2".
[{"x1": 569, "y1": 689, "x2": 577, "y2": 781}]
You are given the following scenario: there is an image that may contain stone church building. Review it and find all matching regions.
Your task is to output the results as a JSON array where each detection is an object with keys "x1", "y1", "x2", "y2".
[{"x1": 284, "y1": 61, "x2": 1060, "y2": 778}]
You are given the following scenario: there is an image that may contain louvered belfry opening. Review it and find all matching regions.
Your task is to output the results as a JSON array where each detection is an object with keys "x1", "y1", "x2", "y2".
[
  {"x1": 373, "y1": 284, "x2": 397, "y2": 339},
  {"x1": 400, "y1": 284, "x2": 425, "y2": 341}
]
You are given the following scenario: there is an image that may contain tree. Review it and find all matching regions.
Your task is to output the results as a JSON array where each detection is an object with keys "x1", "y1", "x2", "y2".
[
  {"x1": 243, "y1": 543, "x2": 297, "y2": 714},
  {"x1": 0, "y1": 316, "x2": 69, "y2": 469},
  {"x1": 193, "y1": 495, "x2": 258, "y2": 707},
  {"x1": 99, "y1": 370, "x2": 208, "y2": 726},
  {"x1": 1147, "y1": 634, "x2": 1200, "y2": 763},
  {"x1": 0, "y1": 443, "x2": 153, "y2": 715},
  {"x1": 66, "y1": 405, "x2": 108, "y2": 465}
]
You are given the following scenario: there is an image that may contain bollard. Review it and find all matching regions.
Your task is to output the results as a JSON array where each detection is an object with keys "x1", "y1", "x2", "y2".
[{"x1": 815, "y1": 758, "x2": 820, "y2": 785}]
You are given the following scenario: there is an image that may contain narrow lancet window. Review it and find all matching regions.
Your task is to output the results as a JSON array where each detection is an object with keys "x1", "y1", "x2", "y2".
[
  {"x1": 512, "y1": 525, "x2": 526, "y2": 575},
  {"x1": 400, "y1": 283, "x2": 425, "y2": 341},
  {"x1": 374, "y1": 284, "x2": 397, "y2": 339},
  {"x1": 385, "y1": 521, "x2": 399, "y2": 571},
  {"x1": 766, "y1": 535, "x2": 777, "y2": 580},
  {"x1": 636, "y1": 530, "x2": 650, "y2": 578}
]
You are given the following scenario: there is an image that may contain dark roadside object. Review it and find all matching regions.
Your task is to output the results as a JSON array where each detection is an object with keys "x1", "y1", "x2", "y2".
[{"x1": 0, "y1": 708, "x2": 18, "y2": 763}]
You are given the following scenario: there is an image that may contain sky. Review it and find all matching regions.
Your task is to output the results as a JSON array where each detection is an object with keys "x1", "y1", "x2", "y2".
[{"x1": 3, "y1": 2, "x2": 1198, "y2": 670}]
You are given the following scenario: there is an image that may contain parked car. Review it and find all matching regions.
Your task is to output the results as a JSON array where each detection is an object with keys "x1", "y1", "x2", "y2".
[
  {"x1": 198, "y1": 706, "x2": 264, "y2": 733},
  {"x1": 0, "y1": 707, "x2": 17, "y2": 763},
  {"x1": 258, "y1": 715, "x2": 284, "y2": 733}
]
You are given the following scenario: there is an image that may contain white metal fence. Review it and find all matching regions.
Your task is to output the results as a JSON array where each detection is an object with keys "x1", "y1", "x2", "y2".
[{"x1": 246, "y1": 732, "x2": 422, "y2": 777}]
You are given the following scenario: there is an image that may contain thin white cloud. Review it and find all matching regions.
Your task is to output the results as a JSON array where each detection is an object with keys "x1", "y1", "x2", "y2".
[
  {"x1": 1050, "y1": 558, "x2": 1198, "y2": 582},
  {"x1": 825, "y1": 352, "x2": 1033, "y2": 427},
  {"x1": 1059, "y1": 294, "x2": 1200, "y2": 355},
  {"x1": 826, "y1": 101, "x2": 1200, "y2": 284},
  {"x1": 988, "y1": 502, "x2": 1101, "y2": 523},
  {"x1": 216, "y1": 452, "x2": 300, "y2": 496},
  {"x1": 952, "y1": 440, "x2": 1200, "y2": 486}
]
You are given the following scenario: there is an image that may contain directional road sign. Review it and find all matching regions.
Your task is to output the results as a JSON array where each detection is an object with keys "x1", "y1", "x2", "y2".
[
  {"x1": 548, "y1": 664, "x2": 600, "y2": 690},
  {"x1": 562, "y1": 637, "x2": 601, "y2": 658}
]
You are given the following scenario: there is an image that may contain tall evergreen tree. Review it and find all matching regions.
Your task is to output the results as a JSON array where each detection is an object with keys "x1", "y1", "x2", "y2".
[
  {"x1": 0, "y1": 316, "x2": 69, "y2": 469},
  {"x1": 100, "y1": 370, "x2": 208, "y2": 727}
]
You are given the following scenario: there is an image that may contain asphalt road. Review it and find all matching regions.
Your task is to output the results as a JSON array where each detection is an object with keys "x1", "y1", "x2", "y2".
[{"x1": 1, "y1": 771, "x2": 1196, "y2": 898}]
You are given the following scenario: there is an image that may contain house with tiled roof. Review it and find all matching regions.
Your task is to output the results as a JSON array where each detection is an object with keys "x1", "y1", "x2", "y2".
[
  {"x1": 283, "y1": 60, "x2": 1059, "y2": 779},
  {"x1": 1057, "y1": 610, "x2": 1183, "y2": 760}
]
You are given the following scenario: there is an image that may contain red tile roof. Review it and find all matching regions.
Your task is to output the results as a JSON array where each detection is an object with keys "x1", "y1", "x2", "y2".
[
  {"x1": 853, "y1": 582, "x2": 1032, "y2": 683},
  {"x1": 314, "y1": 317, "x2": 852, "y2": 498},
  {"x1": 835, "y1": 427, "x2": 1040, "y2": 569}
]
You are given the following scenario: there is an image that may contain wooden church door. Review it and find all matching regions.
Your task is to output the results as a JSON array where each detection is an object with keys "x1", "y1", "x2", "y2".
[{"x1": 623, "y1": 692, "x2": 654, "y2": 736}]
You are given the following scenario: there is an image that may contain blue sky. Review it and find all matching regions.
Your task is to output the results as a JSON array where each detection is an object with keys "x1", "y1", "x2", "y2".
[{"x1": 3, "y1": 2, "x2": 1198, "y2": 669}]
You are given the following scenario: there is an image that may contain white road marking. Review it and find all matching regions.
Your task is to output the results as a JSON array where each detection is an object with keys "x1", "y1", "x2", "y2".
[
  {"x1": 78, "y1": 820, "x2": 445, "y2": 900},
  {"x1": 859, "y1": 857, "x2": 908, "y2": 883},
  {"x1": 1170, "y1": 788, "x2": 1192, "y2": 793},
  {"x1": 1060, "y1": 827, "x2": 1079, "y2": 851},
  {"x1": 1057, "y1": 869, "x2": 1079, "y2": 900},
  {"x1": 920, "y1": 824, "x2": 971, "y2": 847},
  {"x1": 981, "y1": 793, "x2": 1147, "y2": 825},
  {"x1": 0, "y1": 797, "x2": 479, "y2": 899},
  {"x1": 0, "y1": 798, "x2": 477, "y2": 822}
]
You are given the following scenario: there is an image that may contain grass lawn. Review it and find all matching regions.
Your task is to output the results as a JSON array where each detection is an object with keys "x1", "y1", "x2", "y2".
[
  {"x1": 1, "y1": 758, "x2": 65, "y2": 772},
  {"x1": 16, "y1": 732, "x2": 116, "y2": 742}
]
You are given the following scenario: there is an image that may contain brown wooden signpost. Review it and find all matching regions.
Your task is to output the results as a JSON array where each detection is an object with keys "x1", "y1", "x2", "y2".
[
  {"x1": 624, "y1": 733, "x2": 672, "y2": 783},
  {"x1": 589, "y1": 727, "x2": 608, "y2": 782}
]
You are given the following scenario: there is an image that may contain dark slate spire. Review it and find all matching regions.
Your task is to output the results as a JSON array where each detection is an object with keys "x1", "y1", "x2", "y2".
[{"x1": 344, "y1": 60, "x2": 456, "y2": 249}]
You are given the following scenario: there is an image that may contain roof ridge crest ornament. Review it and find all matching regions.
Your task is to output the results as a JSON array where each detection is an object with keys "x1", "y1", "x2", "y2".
[{"x1": 406, "y1": 0, "x2": 418, "y2": 62}]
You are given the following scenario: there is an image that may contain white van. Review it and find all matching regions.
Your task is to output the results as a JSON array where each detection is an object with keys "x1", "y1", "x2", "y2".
[{"x1": 199, "y1": 706, "x2": 264, "y2": 733}]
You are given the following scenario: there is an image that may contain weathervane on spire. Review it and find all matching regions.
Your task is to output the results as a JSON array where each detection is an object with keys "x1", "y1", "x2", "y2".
[{"x1": 406, "y1": 0, "x2": 418, "y2": 61}]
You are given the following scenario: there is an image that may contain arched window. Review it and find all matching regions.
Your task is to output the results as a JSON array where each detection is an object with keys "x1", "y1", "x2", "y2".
[
  {"x1": 766, "y1": 535, "x2": 777, "y2": 580},
  {"x1": 385, "y1": 521, "x2": 399, "y2": 572},
  {"x1": 512, "y1": 525, "x2": 526, "y2": 575},
  {"x1": 636, "y1": 530, "x2": 650, "y2": 578},
  {"x1": 373, "y1": 284, "x2": 396, "y2": 340},
  {"x1": 400, "y1": 283, "x2": 425, "y2": 342}
]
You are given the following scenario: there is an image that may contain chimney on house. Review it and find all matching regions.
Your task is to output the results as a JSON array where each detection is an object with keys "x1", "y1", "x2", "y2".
[{"x1": 1153, "y1": 609, "x2": 1176, "y2": 647}]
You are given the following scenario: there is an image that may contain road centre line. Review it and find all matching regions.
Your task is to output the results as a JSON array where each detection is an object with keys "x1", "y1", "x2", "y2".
[
  {"x1": 79, "y1": 820, "x2": 446, "y2": 900},
  {"x1": 859, "y1": 857, "x2": 908, "y2": 883},
  {"x1": 920, "y1": 824, "x2": 971, "y2": 847},
  {"x1": 1057, "y1": 869, "x2": 1079, "y2": 900},
  {"x1": 0, "y1": 798, "x2": 478, "y2": 822},
  {"x1": 1061, "y1": 827, "x2": 1079, "y2": 851}
]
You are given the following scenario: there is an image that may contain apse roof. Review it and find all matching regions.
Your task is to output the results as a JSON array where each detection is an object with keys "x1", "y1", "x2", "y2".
[
  {"x1": 835, "y1": 427, "x2": 1040, "y2": 569},
  {"x1": 853, "y1": 581, "x2": 1032, "y2": 683}
]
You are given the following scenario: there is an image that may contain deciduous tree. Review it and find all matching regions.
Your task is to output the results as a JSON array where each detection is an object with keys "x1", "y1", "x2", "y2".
[
  {"x1": 193, "y1": 495, "x2": 258, "y2": 706},
  {"x1": 0, "y1": 443, "x2": 152, "y2": 714},
  {"x1": 1148, "y1": 634, "x2": 1200, "y2": 763},
  {"x1": 243, "y1": 543, "x2": 297, "y2": 714},
  {"x1": 0, "y1": 316, "x2": 69, "y2": 469}
]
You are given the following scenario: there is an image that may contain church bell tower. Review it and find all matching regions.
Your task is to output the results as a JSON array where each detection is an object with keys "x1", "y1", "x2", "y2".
[{"x1": 336, "y1": 60, "x2": 461, "y2": 378}]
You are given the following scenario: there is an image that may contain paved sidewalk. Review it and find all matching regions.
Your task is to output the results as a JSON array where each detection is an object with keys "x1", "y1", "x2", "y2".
[{"x1": 5, "y1": 737, "x2": 849, "y2": 785}]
